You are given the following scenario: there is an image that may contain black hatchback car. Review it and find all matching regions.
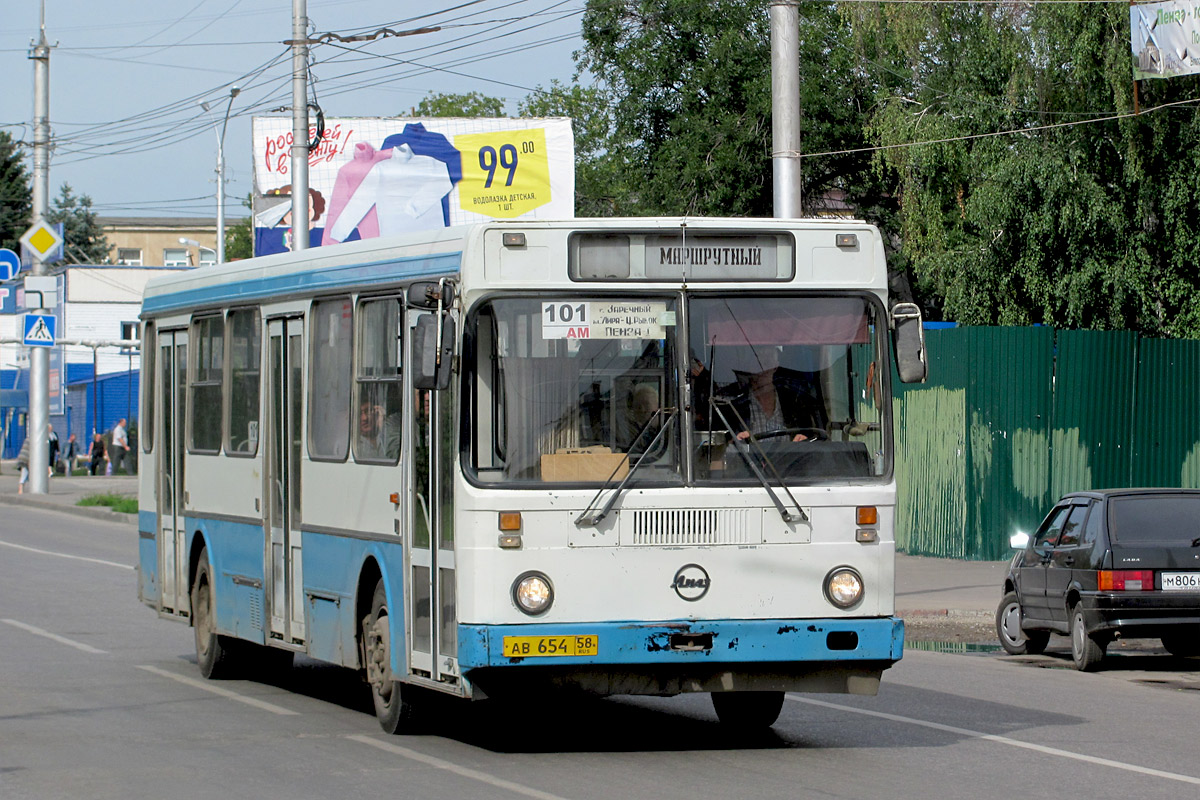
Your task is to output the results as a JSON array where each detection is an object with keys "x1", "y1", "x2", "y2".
[{"x1": 997, "y1": 489, "x2": 1200, "y2": 670}]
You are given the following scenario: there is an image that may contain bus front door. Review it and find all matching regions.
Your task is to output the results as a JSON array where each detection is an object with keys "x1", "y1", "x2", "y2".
[
  {"x1": 265, "y1": 317, "x2": 306, "y2": 645},
  {"x1": 157, "y1": 330, "x2": 187, "y2": 617},
  {"x1": 406, "y1": 310, "x2": 458, "y2": 685}
]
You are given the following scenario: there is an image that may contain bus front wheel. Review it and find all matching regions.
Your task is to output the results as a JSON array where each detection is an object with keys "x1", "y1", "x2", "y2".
[
  {"x1": 363, "y1": 579, "x2": 420, "y2": 734},
  {"x1": 711, "y1": 691, "x2": 785, "y2": 730}
]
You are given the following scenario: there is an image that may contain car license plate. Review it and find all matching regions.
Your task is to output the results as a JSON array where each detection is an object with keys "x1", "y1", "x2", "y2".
[
  {"x1": 1161, "y1": 572, "x2": 1200, "y2": 591},
  {"x1": 502, "y1": 635, "x2": 599, "y2": 658}
]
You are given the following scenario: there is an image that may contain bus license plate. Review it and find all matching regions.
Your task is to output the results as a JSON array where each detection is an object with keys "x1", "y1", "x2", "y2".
[
  {"x1": 502, "y1": 635, "x2": 599, "y2": 658},
  {"x1": 1161, "y1": 573, "x2": 1200, "y2": 591}
]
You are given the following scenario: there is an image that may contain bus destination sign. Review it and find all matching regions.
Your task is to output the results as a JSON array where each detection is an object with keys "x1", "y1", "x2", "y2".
[{"x1": 542, "y1": 301, "x2": 675, "y2": 340}]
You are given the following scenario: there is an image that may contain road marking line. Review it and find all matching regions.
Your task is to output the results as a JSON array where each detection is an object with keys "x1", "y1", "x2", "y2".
[
  {"x1": 136, "y1": 664, "x2": 300, "y2": 716},
  {"x1": 2, "y1": 618, "x2": 108, "y2": 654},
  {"x1": 0, "y1": 539, "x2": 133, "y2": 570},
  {"x1": 787, "y1": 695, "x2": 1200, "y2": 786},
  {"x1": 346, "y1": 734, "x2": 573, "y2": 800}
]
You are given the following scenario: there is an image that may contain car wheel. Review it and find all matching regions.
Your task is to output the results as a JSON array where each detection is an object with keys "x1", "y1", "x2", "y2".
[
  {"x1": 1070, "y1": 607, "x2": 1105, "y2": 671},
  {"x1": 996, "y1": 592, "x2": 1048, "y2": 655},
  {"x1": 1161, "y1": 632, "x2": 1200, "y2": 658}
]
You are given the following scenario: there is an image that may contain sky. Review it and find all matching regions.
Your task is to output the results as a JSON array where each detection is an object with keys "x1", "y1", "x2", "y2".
[{"x1": 0, "y1": 0, "x2": 586, "y2": 220}]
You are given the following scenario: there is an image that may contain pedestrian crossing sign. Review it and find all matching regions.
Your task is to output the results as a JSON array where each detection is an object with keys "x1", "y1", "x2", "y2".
[{"x1": 23, "y1": 313, "x2": 56, "y2": 347}]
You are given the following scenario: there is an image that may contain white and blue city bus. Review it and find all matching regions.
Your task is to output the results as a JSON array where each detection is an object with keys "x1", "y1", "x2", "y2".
[{"x1": 136, "y1": 217, "x2": 926, "y2": 732}]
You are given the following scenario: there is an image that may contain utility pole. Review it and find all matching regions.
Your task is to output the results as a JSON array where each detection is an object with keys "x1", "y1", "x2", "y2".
[
  {"x1": 290, "y1": 0, "x2": 310, "y2": 251},
  {"x1": 27, "y1": 4, "x2": 51, "y2": 494},
  {"x1": 770, "y1": 1, "x2": 802, "y2": 219}
]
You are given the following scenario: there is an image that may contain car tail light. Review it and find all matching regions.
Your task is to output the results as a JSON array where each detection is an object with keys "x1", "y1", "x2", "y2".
[{"x1": 1098, "y1": 570, "x2": 1155, "y2": 591}]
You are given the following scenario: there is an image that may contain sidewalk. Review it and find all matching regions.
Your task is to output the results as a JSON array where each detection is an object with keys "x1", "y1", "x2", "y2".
[
  {"x1": 0, "y1": 458, "x2": 1008, "y2": 616},
  {"x1": 0, "y1": 459, "x2": 139, "y2": 525}
]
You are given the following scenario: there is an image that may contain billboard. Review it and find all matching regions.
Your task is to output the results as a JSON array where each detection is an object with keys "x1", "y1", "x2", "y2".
[
  {"x1": 252, "y1": 117, "x2": 575, "y2": 256},
  {"x1": 1131, "y1": 1, "x2": 1200, "y2": 79}
]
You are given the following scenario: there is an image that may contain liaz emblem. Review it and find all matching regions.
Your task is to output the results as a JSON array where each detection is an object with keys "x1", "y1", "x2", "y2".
[{"x1": 671, "y1": 563, "x2": 711, "y2": 601}]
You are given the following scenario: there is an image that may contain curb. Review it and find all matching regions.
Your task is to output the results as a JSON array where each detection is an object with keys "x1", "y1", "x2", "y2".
[
  {"x1": 899, "y1": 609, "x2": 993, "y2": 619},
  {"x1": 0, "y1": 494, "x2": 137, "y2": 526}
]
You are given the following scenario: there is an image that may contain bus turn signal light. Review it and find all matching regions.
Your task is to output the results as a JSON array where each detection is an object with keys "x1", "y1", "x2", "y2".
[
  {"x1": 498, "y1": 512, "x2": 522, "y2": 531},
  {"x1": 856, "y1": 506, "x2": 877, "y2": 526},
  {"x1": 1098, "y1": 570, "x2": 1154, "y2": 591}
]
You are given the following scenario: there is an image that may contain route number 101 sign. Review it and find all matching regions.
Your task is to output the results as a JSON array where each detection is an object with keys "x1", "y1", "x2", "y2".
[
  {"x1": 541, "y1": 301, "x2": 674, "y2": 340},
  {"x1": 456, "y1": 128, "x2": 551, "y2": 218}
]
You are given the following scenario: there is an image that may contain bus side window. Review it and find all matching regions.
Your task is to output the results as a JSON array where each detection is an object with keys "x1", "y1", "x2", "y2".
[
  {"x1": 190, "y1": 314, "x2": 224, "y2": 453},
  {"x1": 355, "y1": 297, "x2": 403, "y2": 463},
  {"x1": 309, "y1": 297, "x2": 353, "y2": 461},
  {"x1": 226, "y1": 308, "x2": 261, "y2": 455}
]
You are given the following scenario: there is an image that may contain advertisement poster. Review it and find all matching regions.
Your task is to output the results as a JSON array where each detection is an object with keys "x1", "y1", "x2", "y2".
[
  {"x1": 251, "y1": 117, "x2": 575, "y2": 256},
  {"x1": 1131, "y1": 1, "x2": 1200, "y2": 79}
]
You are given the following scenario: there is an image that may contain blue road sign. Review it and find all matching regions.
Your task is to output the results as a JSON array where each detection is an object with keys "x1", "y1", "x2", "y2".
[
  {"x1": 0, "y1": 247, "x2": 19, "y2": 281},
  {"x1": 23, "y1": 313, "x2": 57, "y2": 347}
]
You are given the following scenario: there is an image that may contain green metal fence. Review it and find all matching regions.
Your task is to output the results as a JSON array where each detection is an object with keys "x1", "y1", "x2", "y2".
[{"x1": 894, "y1": 327, "x2": 1200, "y2": 560}]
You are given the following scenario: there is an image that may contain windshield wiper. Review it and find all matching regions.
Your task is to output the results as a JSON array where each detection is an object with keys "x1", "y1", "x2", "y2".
[
  {"x1": 575, "y1": 408, "x2": 676, "y2": 527},
  {"x1": 709, "y1": 398, "x2": 809, "y2": 524}
]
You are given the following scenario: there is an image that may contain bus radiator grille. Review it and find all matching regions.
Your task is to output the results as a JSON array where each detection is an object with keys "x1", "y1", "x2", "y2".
[{"x1": 627, "y1": 508, "x2": 753, "y2": 546}]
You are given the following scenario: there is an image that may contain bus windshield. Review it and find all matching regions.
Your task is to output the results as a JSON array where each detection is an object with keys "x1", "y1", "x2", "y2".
[
  {"x1": 467, "y1": 293, "x2": 887, "y2": 485},
  {"x1": 688, "y1": 295, "x2": 886, "y2": 483},
  {"x1": 468, "y1": 295, "x2": 683, "y2": 485}
]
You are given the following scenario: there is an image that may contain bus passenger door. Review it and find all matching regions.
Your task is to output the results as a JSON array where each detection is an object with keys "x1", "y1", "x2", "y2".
[
  {"x1": 406, "y1": 309, "x2": 458, "y2": 684},
  {"x1": 157, "y1": 330, "x2": 188, "y2": 616},
  {"x1": 265, "y1": 317, "x2": 306, "y2": 645}
]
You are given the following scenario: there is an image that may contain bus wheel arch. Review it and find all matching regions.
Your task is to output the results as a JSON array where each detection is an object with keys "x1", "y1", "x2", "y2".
[{"x1": 355, "y1": 559, "x2": 383, "y2": 671}]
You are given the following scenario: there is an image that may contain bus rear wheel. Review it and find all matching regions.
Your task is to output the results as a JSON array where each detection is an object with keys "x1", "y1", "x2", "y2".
[
  {"x1": 363, "y1": 579, "x2": 421, "y2": 734},
  {"x1": 192, "y1": 548, "x2": 241, "y2": 679},
  {"x1": 711, "y1": 691, "x2": 785, "y2": 730}
]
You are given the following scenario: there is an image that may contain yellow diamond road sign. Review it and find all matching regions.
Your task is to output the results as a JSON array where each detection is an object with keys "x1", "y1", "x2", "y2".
[{"x1": 20, "y1": 219, "x2": 64, "y2": 260}]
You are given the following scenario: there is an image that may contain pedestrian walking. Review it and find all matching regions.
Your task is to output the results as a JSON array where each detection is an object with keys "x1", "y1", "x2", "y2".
[
  {"x1": 87, "y1": 432, "x2": 108, "y2": 476},
  {"x1": 63, "y1": 433, "x2": 80, "y2": 473},
  {"x1": 16, "y1": 435, "x2": 30, "y2": 494},
  {"x1": 47, "y1": 424, "x2": 59, "y2": 477},
  {"x1": 110, "y1": 418, "x2": 129, "y2": 475}
]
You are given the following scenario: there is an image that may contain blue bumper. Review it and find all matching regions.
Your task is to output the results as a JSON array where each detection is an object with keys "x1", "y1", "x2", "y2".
[{"x1": 459, "y1": 616, "x2": 904, "y2": 669}]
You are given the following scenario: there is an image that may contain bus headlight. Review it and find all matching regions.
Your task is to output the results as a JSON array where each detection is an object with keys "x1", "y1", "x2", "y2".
[
  {"x1": 824, "y1": 567, "x2": 864, "y2": 609},
  {"x1": 512, "y1": 572, "x2": 554, "y2": 616}
]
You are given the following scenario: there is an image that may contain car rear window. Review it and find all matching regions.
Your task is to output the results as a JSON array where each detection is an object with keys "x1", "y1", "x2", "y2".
[{"x1": 1108, "y1": 495, "x2": 1200, "y2": 544}]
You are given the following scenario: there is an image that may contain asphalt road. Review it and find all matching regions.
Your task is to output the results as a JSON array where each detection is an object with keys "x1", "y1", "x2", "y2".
[{"x1": 3, "y1": 504, "x2": 1200, "y2": 800}]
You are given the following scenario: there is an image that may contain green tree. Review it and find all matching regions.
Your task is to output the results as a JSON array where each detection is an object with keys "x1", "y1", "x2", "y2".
[
  {"x1": 224, "y1": 193, "x2": 253, "y2": 260},
  {"x1": 577, "y1": 0, "x2": 884, "y2": 221},
  {"x1": 0, "y1": 131, "x2": 32, "y2": 252},
  {"x1": 519, "y1": 80, "x2": 622, "y2": 216},
  {"x1": 413, "y1": 91, "x2": 505, "y2": 117},
  {"x1": 45, "y1": 183, "x2": 110, "y2": 264},
  {"x1": 225, "y1": 216, "x2": 252, "y2": 260},
  {"x1": 849, "y1": 4, "x2": 1200, "y2": 336}
]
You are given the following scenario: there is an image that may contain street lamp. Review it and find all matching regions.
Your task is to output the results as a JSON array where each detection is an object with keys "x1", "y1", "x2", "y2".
[
  {"x1": 199, "y1": 86, "x2": 240, "y2": 264},
  {"x1": 179, "y1": 237, "x2": 216, "y2": 266}
]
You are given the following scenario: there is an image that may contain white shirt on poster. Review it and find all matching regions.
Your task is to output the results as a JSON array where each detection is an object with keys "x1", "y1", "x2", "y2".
[{"x1": 327, "y1": 144, "x2": 453, "y2": 241}]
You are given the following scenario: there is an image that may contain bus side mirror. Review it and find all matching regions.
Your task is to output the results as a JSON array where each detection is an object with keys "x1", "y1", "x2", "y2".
[
  {"x1": 412, "y1": 314, "x2": 455, "y2": 390},
  {"x1": 891, "y1": 302, "x2": 927, "y2": 384},
  {"x1": 407, "y1": 281, "x2": 456, "y2": 310}
]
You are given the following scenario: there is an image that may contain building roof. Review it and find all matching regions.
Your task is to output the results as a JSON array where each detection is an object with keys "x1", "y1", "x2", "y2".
[{"x1": 97, "y1": 217, "x2": 226, "y2": 230}]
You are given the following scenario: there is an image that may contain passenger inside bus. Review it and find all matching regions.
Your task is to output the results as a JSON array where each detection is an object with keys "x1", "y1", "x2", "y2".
[
  {"x1": 617, "y1": 381, "x2": 662, "y2": 454},
  {"x1": 357, "y1": 399, "x2": 402, "y2": 460},
  {"x1": 731, "y1": 346, "x2": 826, "y2": 442}
]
